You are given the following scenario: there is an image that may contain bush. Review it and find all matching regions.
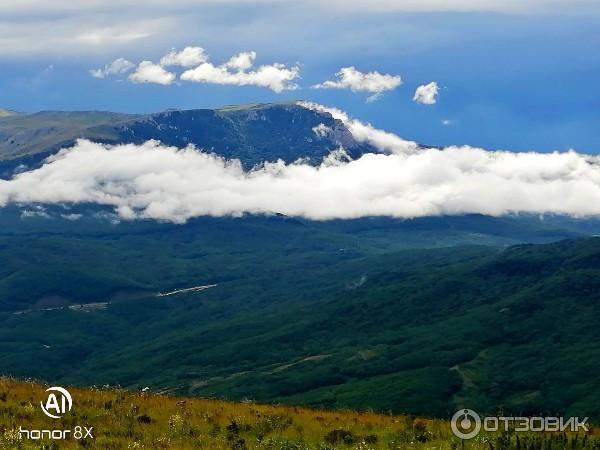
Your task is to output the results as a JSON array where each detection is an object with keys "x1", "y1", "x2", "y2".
[
  {"x1": 137, "y1": 414, "x2": 152, "y2": 424},
  {"x1": 324, "y1": 429, "x2": 356, "y2": 445}
]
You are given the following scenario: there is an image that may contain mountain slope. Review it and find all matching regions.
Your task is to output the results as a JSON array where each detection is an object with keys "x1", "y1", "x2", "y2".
[
  {"x1": 0, "y1": 108, "x2": 20, "y2": 118},
  {"x1": 1, "y1": 209, "x2": 599, "y2": 419},
  {"x1": 0, "y1": 103, "x2": 372, "y2": 169},
  {"x1": 0, "y1": 110, "x2": 134, "y2": 160},
  {"x1": 6, "y1": 377, "x2": 597, "y2": 450},
  {"x1": 65, "y1": 237, "x2": 598, "y2": 419},
  {"x1": 0, "y1": 376, "x2": 437, "y2": 449}
]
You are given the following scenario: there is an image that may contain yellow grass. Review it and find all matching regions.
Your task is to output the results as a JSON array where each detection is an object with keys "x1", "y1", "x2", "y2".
[{"x1": 0, "y1": 377, "x2": 596, "y2": 449}]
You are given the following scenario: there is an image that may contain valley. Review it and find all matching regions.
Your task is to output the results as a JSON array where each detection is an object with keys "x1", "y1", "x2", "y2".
[{"x1": 0, "y1": 208, "x2": 599, "y2": 419}]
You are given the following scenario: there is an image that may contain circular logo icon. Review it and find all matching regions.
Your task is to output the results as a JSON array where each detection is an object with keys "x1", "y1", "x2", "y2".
[
  {"x1": 40, "y1": 386, "x2": 73, "y2": 419},
  {"x1": 451, "y1": 409, "x2": 481, "y2": 439}
]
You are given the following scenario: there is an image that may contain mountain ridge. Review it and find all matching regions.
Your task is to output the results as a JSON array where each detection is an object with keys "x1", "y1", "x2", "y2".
[{"x1": 0, "y1": 102, "x2": 374, "y2": 169}]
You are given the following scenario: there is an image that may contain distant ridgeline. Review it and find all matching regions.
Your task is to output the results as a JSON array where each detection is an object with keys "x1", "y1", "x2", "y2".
[{"x1": 0, "y1": 102, "x2": 374, "y2": 173}]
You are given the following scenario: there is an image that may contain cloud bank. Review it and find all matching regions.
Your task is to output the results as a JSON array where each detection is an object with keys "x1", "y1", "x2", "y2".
[
  {"x1": 1, "y1": 133, "x2": 600, "y2": 223},
  {"x1": 1, "y1": 1, "x2": 598, "y2": 59},
  {"x1": 413, "y1": 81, "x2": 439, "y2": 105},
  {"x1": 313, "y1": 66, "x2": 402, "y2": 101}
]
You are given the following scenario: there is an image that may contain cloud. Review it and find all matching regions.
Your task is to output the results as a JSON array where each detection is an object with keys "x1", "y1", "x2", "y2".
[
  {"x1": 0, "y1": 15, "x2": 172, "y2": 57},
  {"x1": 180, "y1": 51, "x2": 299, "y2": 93},
  {"x1": 1, "y1": 132, "x2": 600, "y2": 223},
  {"x1": 314, "y1": 0, "x2": 600, "y2": 14},
  {"x1": 313, "y1": 66, "x2": 402, "y2": 101},
  {"x1": 299, "y1": 101, "x2": 419, "y2": 154},
  {"x1": 312, "y1": 123, "x2": 332, "y2": 138},
  {"x1": 0, "y1": 1, "x2": 598, "y2": 15},
  {"x1": 76, "y1": 28, "x2": 150, "y2": 45},
  {"x1": 224, "y1": 51, "x2": 256, "y2": 70},
  {"x1": 93, "y1": 47, "x2": 299, "y2": 92},
  {"x1": 0, "y1": 1, "x2": 598, "y2": 59},
  {"x1": 413, "y1": 81, "x2": 439, "y2": 105},
  {"x1": 160, "y1": 46, "x2": 208, "y2": 67},
  {"x1": 90, "y1": 58, "x2": 135, "y2": 78},
  {"x1": 128, "y1": 61, "x2": 176, "y2": 85}
]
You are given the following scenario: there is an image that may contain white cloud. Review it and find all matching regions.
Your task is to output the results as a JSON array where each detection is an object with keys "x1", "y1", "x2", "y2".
[
  {"x1": 413, "y1": 81, "x2": 439, "y2": 105},
  {"x1": 313, "y1": 66, "x2": 402, "y2": 101},
  {"x1": 1, "y1": 133, "x2": 600, "y2": 223},
  {"x1": 61, "y1": 213, "x2": 82, "y2": 221},
  {"x1": 0, "y1": 16, "x2": 172, "y2": 57},
  {"x1": 313, "y1": 0, "x2": 600, "y2": 14},
  {"x1": 76, "y1": 28, "x2": 150, "y2": 45},
  {"x1": 224, "y1": 51, "x2": 256, "y2": 70},
  {"x1": 180, "y1": 51, "x2": 299, "y2": 93},
  {"x1": 312, "y1": 123, "x2": 332, "y2": 138},
  {"x1": 0, "y1": 1, "x2": 598, "y2": 15},
  {"x1": 21, "y1": 206, "x2": 50, "y2": 219},
  {"x1": 160, "y1": 46, "x2": 208, "y2": 67},
  {"x1": 0, "y1": 1, "x2": 597, "y2": 58},
  {"x1": 94, "y1": 47, "x2": 299, "y2": 92},
  {"x1": 128, "y1": 61, "x2": 176, "y2": 85},
  {"x1": 299, "y1": 101, "x2": 419, "y2": 154},
  {"x1": 90, "y1": 58, "x2": 135, "y2": 78}
]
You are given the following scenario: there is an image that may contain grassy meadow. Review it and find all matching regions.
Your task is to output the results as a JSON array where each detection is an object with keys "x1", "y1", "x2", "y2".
[{"x1": 0, "y1": 377, "x2": 597, "y2": 450}]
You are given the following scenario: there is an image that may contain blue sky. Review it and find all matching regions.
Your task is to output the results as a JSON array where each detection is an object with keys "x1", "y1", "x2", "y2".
[{"x1": 1, "y1": 1, "x2": 599, "y2": 153}]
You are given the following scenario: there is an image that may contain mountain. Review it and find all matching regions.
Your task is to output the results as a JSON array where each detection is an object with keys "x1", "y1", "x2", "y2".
[
  {"x1": 1, "y1": 102, "x2": 600, "y2": 421},
  {"x1": 0, "y1": 102, "x2": 372, "y2": 171},
  {"x1": 0, "y1": 108, "x2": 20, "y2": 117},
  {"x1": 1, "y1": 209, "x2": 600, "y2": 419}
]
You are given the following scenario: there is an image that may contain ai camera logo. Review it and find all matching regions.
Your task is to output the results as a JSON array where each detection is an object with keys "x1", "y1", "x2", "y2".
[
  {"x1": 40, "y1": 386, "x2": 73, "y2": 419},
  {"x1": 451, "y1": 409, "x2": 482, "y2": 439}
]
